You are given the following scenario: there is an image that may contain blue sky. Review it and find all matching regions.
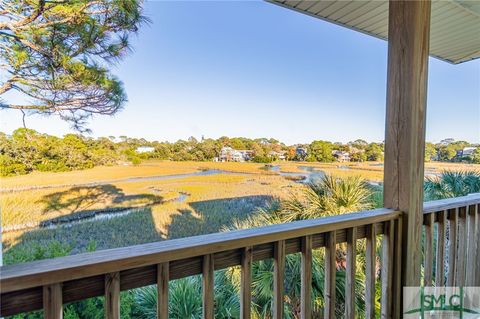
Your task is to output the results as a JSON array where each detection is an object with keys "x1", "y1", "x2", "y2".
[{"x1": 1, "y1": 1, "x2": 479, "y2": 144}]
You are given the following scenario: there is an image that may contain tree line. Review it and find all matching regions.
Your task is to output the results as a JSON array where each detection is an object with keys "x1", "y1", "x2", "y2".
[{"x1": 1, "y1": 128, "x2": 479, "y2": 177}]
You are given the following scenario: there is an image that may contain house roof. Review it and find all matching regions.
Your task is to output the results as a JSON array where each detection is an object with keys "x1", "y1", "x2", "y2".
[{"x1": 268, "y1": 0, "x2": 480, "y2": 64}]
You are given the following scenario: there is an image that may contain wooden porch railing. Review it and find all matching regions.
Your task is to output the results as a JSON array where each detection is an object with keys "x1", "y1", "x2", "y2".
[
  {"x1": 1, "y1": 194, "x2": 479, "y2": 318},
  {"x1": 422, "y1": 194, "x2": 480, "y2": 289}
]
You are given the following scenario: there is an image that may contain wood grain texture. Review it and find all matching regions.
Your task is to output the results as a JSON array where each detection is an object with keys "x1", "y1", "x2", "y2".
[
  {"x1": 345, "y1": 227, "x2": 356, "y2": 319},
  {"x1": 424, "y1": 213, "x2": 434, "y2": 286},
  {"x1": 241, "y1": 247, "x2": 252, "y2": 319},
  {"x1": 455, "y1": 207, "x2": 467, "y2": 287},
  {"x1": 475, "y1": 204, "x2": 480, "y2": 286},
  {"x1": 0, "y1": 216, "x2": 394, "y2": 316},
  {"x1": 1, "y1": 208, "x2": 400, "y2": 294},
  {"x1": 202, "y1": 254, "x2": 214, "y2": 319},
  {"x1": 157, "y1": 262, "x2": 169, "y2": 319},
  {"x1": 381, "y1": 221, "x2": 394, "y2": 319},
  {"x1": 4, "y1": 196, "x2": 480, "y2": 317},
  {"x1": 273, "y1": 241, "x2": 285, "y2": 319},
  {"x1": 43, "y1": 283, "x2": 62, "y2": 319},
  {"x1": 423, "y1": 194, "x2": 480, "y2": 213},
  {"x1": 392, "y1": 218, "x2": 403, "y2": 319},
  {"x1": 105, "y1": 272, "x2": 120, "y2": 319},
  {"x1": 447, "y1": 208, "x2": 458, "y2": 287},
  {"x1": 435, "y1": 211, "x2": 447, "y2": 287},
  {"x1": 383, "y1": 0, "x2": 431, "y2": 289},
  {"x1": 447, "y1": 209, "x2": 458, "y2": 287},
  {"x1": 465, "y1": 205, "x2": 476, "y2": 286},
  {"x1": 365, "y1": 224, "x2": 376, "y2": 319},
  {"x1": 301, "y1": 235, "x2": 312, "y2": 319},
  {"x1": 324, "y1": 231, "x2": 336, "y2": 319}
]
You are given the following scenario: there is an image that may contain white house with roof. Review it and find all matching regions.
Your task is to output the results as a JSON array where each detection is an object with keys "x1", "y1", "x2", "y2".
[
  {"x1": 332, "y1": 150, "x2": 350, "y2": 162},
  {"x1": 219, "y1": 147, "x2": 253, "y2": 162}
]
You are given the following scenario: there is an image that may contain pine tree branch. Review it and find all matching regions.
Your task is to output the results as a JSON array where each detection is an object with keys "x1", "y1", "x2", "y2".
[{"x1": 0, "y1": 0, "x2": 45, "y2": 29}]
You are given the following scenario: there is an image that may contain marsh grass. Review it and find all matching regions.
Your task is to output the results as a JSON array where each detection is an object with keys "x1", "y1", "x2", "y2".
[
  {"x1": 3, "y1": 171, "x2": 302, "y2": 263},
  {"x1": 3, "y1": 161, "x2": 478, "y2": 265}
]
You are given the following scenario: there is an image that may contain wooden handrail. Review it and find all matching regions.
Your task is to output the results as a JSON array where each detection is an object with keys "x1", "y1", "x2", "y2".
[
  {"x1": 0, "y1": 208, "x2": 399, "y2": 293},
  {"x1": 423, "y1": 193, "x2": 480, "y2": 213},
  {"x1": 1, "y1": 208, "x2": 400, "y2": 316},
  {"x1": 1, "y1": 194, "x2": 479, "y2": 317}
]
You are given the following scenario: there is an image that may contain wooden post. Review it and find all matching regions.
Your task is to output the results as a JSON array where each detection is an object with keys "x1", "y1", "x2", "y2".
[
  {"x1": 324, "y1": 231, "x2": 336, "y2": 319},
  {"x1": 273, "y1": 241, "x2": 285, "y2": 319},
  {"x1": 345, "y1": 228, "x2": 356, "y2": 319},
  {"x1": 365, "y1": 225, "x2": 376, "y2": 319},
  {"x1": 381, "y1": 221, "x2": 394, "y2": 318},
  {"x1": 157, "y1": 262, "x2": 169, "y2": 319},
  {"x1": 43, "y1": 283, "x2": 63, "y2": 319},
  {"x1": 105, "y1": 272, "x2": 120, "y2": 319},
  {"x1": 202, "y1": 254, "x2": 214, "y2": 319},
  {"x1": 383, "y1": 0, "x2": 431, "y2": 297},
  {"x1": 241, "y1": 247, "x2": 252, "y2": 319},
  {"x1": 300, "y1": 235, "x2": 312, "y2": 319}
]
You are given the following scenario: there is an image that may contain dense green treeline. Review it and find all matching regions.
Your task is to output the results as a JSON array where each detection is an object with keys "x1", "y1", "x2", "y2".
[{"x1": 1, "y1": 129, "x2": 478, "y2": 177}]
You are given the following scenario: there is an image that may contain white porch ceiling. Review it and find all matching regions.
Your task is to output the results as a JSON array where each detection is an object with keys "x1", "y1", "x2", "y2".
[{"x1": 268, "y1": 0, "x2": 480, "y2": 64}]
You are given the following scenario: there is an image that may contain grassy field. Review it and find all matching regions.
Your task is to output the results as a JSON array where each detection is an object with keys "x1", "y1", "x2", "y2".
[
  {"x1": 1, "y1": 162, "x2": 302, "y2": 263},
  {"x1": 2, "y1": 160, "x2": 479, "y2": 264}
]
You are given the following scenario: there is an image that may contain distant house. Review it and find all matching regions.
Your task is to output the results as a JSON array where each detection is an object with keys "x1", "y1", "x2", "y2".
[
  {"x1": 219, "y1": 147, "x2": 234, "y2": 162},
  {"x1": 135, "y1": 146, "x2": 155, "y2": 153},
  {"x1": 457, "y1": 147, "x2": 477, "y2": 157},
  {"x1": 219, "y1": 147, "x2": 253, "y2": 162},
  {"x1": 268, "y1": 151, "x2": 287, "y2": 161},
  {"x1": 332, "y1": 150, "x2": 350, "y2": 162},
  {"x1": 295, "y1": 147, "x2": 307, "y2": 160}
]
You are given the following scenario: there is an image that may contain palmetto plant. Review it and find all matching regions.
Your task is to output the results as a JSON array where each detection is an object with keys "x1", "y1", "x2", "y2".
[
  {"x1": 226, "y1": 175, "x2": 376, "y2": 318},
  {"x1": 424, "y1": 170, "x2": 480, "y2": 200},
  {"x1": 278, "y1": 175, "x2": 375, "y2": 222},
  {"x1": 133, "y1": 175, "x2": 380, "y2": 318},
  {"x1": 133, "y1": 278, "x2": 202, "y2": 319},
  {"x1": 132, "y1": 273, "x2": 239, "y2": 319}
]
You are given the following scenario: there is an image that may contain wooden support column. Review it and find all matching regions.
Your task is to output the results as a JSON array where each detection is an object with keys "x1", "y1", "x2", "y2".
[{"x1": 383, "y1": 0, "x2": 431, "y2": 292}]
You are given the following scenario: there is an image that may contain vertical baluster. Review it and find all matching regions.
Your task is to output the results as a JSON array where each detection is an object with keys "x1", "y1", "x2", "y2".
[
  {"x1": 455, "y1": 206, "x2": 467, "y2": 287},
  {"x1": 447, "y1": 208, "x2": 458, "y2": 286},
  {"x1": 435, "y1": 210, "x2": 446, "y2": 287},
  {"x1": 345, "y1": 227, "x2": 356, "y2": 319},
  {"x1": 381, "y1": 221, "x2": 394, "y2": 318},
  {"x1": 273, "y1": 241, "x2": 285, "y2": 319},
  {"x1": 301, "y1": 235, "x2": 312, "y2": 319},
  {"x1": 105, "y1": 272, "x2": 120, "y2": 319},
  {"x1": 424, "y1": 213, "x2": 434, "y2": 286},
  {"x1": 44, "y1": 283, "x2": 63, "y2": 319},
  {"x1": 475, "y1": 204, "x2": 480, "y2": 286},
  {"x1": 324, "y1": 231, "x2": 336, "y2": 319},
  {"x1": 202, "y1": 254, "x2": 214, "y2": 319},
  {"x1": 365, "y1": 224, "x2": 376, "y2": 319},
  {"x1": 465, "y1": 205, "x2": 476, "y2": 286},
  {"x1": 157, "y1": 262, "x2": 169, "y2": 319},
  {"x1": 392, "y1": 217, "x2": 403, "y2": 319},
  {"x1": 241, "y1": 247, "x2": 252, "y2": 319}
]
